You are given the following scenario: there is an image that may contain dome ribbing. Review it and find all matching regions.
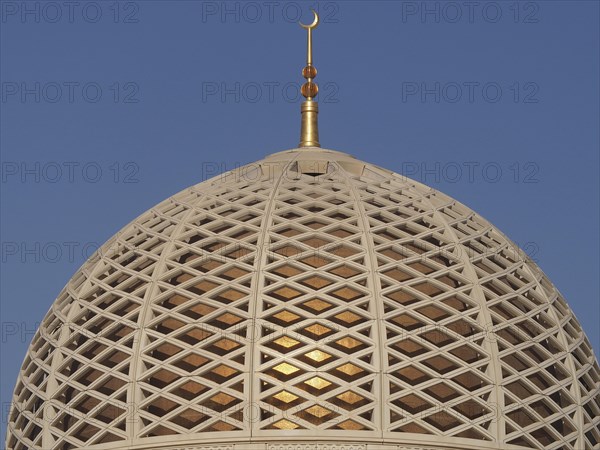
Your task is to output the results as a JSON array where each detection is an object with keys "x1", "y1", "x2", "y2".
[{"x1": 6, "y1": 148, "x2": 600, "y2": 450}]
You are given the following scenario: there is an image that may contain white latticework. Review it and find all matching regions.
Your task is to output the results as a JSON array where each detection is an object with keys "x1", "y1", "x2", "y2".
[{"x1": 5, "y1": 148, "x2": 600, "y2": 450}]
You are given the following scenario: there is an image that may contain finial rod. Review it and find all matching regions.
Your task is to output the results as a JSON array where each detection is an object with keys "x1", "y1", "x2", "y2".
[
  {"x1": 298, "y1": 10, "x2": 320, "y2": 148},
  {"x1": 307, "y1": 28, "x2": 313, "y2": 65}
]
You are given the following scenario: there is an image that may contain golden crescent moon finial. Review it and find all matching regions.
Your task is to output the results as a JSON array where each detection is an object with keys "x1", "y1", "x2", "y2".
[
  {"x1": 298, "y1": 8, "x2": 321, "y2": 148},
  {"x1": 299, "y1": 9, "x2": 319, "y2": 30}
]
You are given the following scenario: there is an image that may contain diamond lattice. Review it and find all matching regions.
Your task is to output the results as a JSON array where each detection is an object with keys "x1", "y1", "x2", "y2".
[{"x1": 5, "y1": 149, "x2": 599, "y2": 450}]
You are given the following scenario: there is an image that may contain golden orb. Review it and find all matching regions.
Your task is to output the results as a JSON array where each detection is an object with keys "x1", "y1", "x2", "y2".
[
  {"x1": 301, "y1": 81, "x2": 319, "y2": 98},
  {"x1": 302, "y1": 65, "x2": 318, "y2": 79}
]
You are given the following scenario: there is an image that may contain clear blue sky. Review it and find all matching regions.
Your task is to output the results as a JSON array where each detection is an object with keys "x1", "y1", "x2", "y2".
[{"x1": 1, "y1": 0, "x2": 598, "y2": 442}]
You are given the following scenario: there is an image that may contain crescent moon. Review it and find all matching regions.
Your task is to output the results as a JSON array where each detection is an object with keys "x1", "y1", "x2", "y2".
[{"x1": 299, "y1": 9, "x2": 319, "y2": 30}]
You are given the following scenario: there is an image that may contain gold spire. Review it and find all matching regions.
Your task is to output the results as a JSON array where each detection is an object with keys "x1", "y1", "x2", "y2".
[{"x1": 298, "y1": 10, "x2": 320, "y2": 148}]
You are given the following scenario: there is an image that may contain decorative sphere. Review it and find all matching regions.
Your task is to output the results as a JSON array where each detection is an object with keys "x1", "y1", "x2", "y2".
[
  {"x1": 302, "y1": 65, "x2": 318, "y2": 79},
  {"x1": 301, "y1": 82, "x2": 319, "y2": 98}
]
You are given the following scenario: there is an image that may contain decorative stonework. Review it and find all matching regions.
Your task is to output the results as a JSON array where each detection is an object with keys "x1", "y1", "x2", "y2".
[
  {"x1": 5, "y1": 149, "x2": 600, "y2": 450},
  {"x1": 165, "y1": 446, "x2": 234, "y2": 450},
  {"x1": 267, "y1": 445, "x2": 365, "y2": 450}
]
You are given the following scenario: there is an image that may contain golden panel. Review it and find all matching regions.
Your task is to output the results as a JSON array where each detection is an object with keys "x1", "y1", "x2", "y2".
[
  {"x1": 272, "y1": 419, "x2": 300, "y2": 430},
  {"x1": 180, "y1": 328, "x2": 213, "y2": 343},
  {"x1": 413, "y1": 282, "x2": 444, "y2": 297},
  {"x1": 175, "y1": 273, "x2": 194, "y2": 284},
  {"x1": 213, "y1": 339, "x2": 241, "y2": 351},
  {"x1": 273, "y1": 336, "x2": 301, "y2": 349},
  {"x1": 416, "y1": 305, "x2": 450, "y2": 321},
  {"x1": 273, "y1": 362, "x2": 301, "y2": 376},
  {"x1": 273, "y1": 264, "x2": 303, "y2": 277},
  {"x1": 391, "y1": 313, "x2": 423, "y2": 330},
  {"x1": 385, "y1": 289, "x2": 419, "y2": 306},
  {"x1": 211, "y1": 365, "x2": 238, "y2": 378},
  {"x1": 301, "y1": 275, "x2": 333, "y2": 289},
  {"x1": 337, "y1": 391, "x2": 364, "y2": 404},
  {"x1": 215, "y1": 313, "x2": 243, "y2": 326},
  {"x1": 392, "y1": 338, "x2": 426, "y2": 356},
  {"x1": 424, "y1": 410, "x2": 461, "y2": 431},
  {"x1": 329, "y1": 265, "x2": 361, "y2": 279},
  {"x1": 304, "y1": 376, "x2": 332, "y2": 390},
  {"x1": 327, "y1": 244, "x2": 360, "y2": 258},
  {"x1": 177, "y1": 381, "x2": 207, "y2": 398},
  {"x1": 149, "y1": 369, "x2": 178, "y2": 385},
  {"x1": 333, "y1": 311, "x2": 362, "y2": 324},
  {"x1": 147, "y1": 396, "x2": 178, "y2": 414},
  {"x1": 336, "y1": 363, "x2": 364, "y2": 377},
  {"x1": 304, "y1": 349, "x2": 332, "y2": 363},
  {"x1": 175, "y1": 353, "x2": 209, "y2": 371},
  {"x1": 272, "y1": 310, "x2": 301, "y2": 323},
  {"x1": 300, "y1": 255, "x2": 332, "y2": 268},
  {"x1": 178, "y1": 408, "x2": 207, "y2": 427},
  {"x1": 396, "y1": 366, "x2": 430, "y2": 385},
  {"x1": 210, "y1": 421, "x2": 237, "y2": 432},
  {"x1": 194, "y1": 259, "x2": 224, "y2": 272},
  {"x1": 337, "y1": 419, "x2": 365, "y2": 430},
  {"x1": 396, "y1": 393, "x2": 432, "y2": 414},
  {"x1": 271, "y1": 286, "x2": 304, "y2": 300},
  {"x1": 187, "y1": 303, "x2": 217, "y2": 317},
  {"x1": 335, "y1": 336, "x2": 363, "y2": 349},
  {"x1": 304, "y1": 323, "x2": 332, "y2": 336},
  {"x1": 153, "y1": 342, "x2": 183, "y2": 357},
  {"x1": 191, "y1": 280, "x2": 220, "y2": 294},
  {"x1": 273, "y1": 390, "x2": 299, "y2": 403},
  {"x1": 214, "y1": 288, "x2": 247, "y2": 302},
  {"x1": 220, "y1": 266, "x2": 250, "y2": 280},
  {"x1": 383, "y1": 268, "x2": 413, "y2": 282},
  {"x1": 302, "y1": 298, "x2": 333, "y2": 312},
  {"x1": 159, "y1": 318, "x2": 185, "y2": 331},
  {"x1": 210, "y1": 392, "x2": 237, "y2": 406},
  {"x1": 330, "y1": 287, "x2": 362, "y2": 301},
  {"x1": 304, "y1": 404, "x2": 332, "y2": 418},
  {"x1": 423, "y1": 355, "x2": 458, "y2": 374}
]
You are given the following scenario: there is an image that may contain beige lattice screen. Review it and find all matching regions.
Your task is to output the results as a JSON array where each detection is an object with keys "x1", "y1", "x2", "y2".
[{"x1": 6, "y1": 149, "x2": 600, "y2": 450}]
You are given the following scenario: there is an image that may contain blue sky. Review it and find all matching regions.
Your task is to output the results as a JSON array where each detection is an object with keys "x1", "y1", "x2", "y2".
[{"x1": 1, "y1": 0, "x2": 599, "y2": 442}]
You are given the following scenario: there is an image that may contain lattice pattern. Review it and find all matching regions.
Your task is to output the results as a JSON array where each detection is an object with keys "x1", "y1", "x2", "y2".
[{"x1": 5, "y1": 149, "x2": 600, "y2": 450}]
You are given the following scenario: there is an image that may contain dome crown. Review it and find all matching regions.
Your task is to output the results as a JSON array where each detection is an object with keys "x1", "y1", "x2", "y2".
[{"x1": 6, "y1": 148, "x2": 600, "y2": 450}]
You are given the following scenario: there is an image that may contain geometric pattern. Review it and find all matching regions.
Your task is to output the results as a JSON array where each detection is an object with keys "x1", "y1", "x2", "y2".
[{"x1": 5, "y1": 148, "x2": 600, "y2": 450}]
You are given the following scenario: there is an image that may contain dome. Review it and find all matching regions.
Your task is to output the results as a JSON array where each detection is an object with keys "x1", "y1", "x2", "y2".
[{"x1": 6, "y1": 148, "x2": 600, "y2": 450}]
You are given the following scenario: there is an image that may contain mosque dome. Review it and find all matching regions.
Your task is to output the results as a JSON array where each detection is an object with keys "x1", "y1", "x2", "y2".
[
  {"x1": 6, "y1": 7, "x2": 600, "y2": 450},
  {"x1": 5, "y1": 147, "x2": 600, "y2": 450}
]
